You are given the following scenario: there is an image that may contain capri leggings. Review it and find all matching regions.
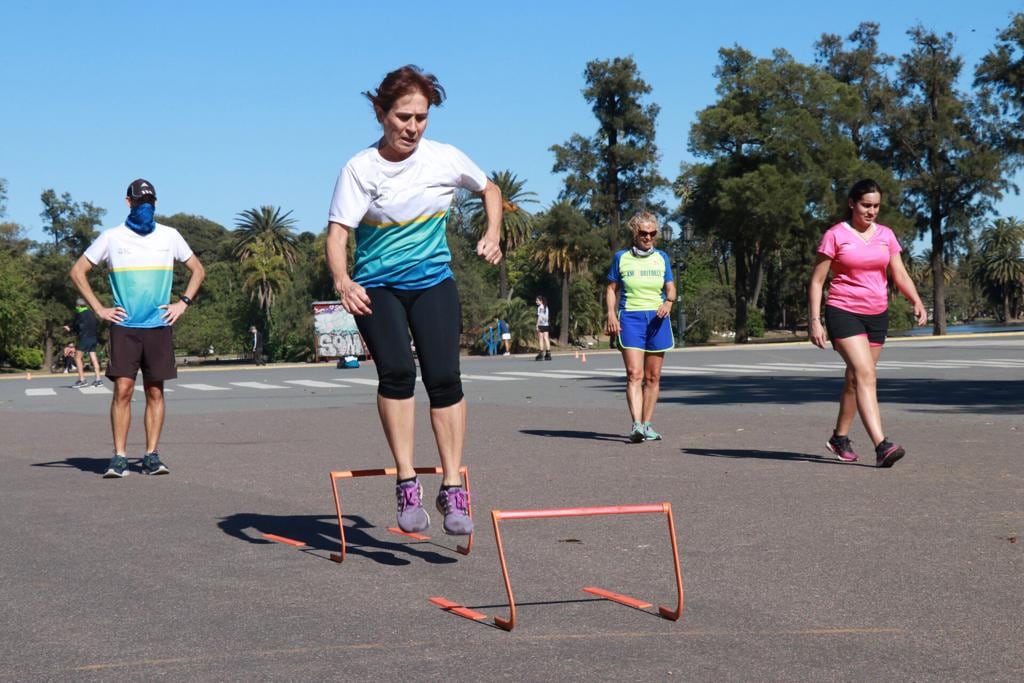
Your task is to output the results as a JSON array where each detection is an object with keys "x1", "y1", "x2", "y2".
[{"x1": 355, "y1": 277, "x2": 463, "y2": 408}]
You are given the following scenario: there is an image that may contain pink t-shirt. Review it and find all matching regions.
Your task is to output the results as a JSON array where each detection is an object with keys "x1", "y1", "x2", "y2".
[{"x1": 817, "y1": 222, "x2": 902, "y2": 315}]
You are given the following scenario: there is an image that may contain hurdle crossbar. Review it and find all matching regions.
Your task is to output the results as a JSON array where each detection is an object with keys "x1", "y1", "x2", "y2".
[{"x1": 328, "y1": 465, "x2": 472, "y2": 562}]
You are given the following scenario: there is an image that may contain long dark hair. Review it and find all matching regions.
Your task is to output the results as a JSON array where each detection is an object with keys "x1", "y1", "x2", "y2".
[
  {"x1": 845, "y1": 179, "x2": 882, "y2": 220},
  {"x1": 536, "y1": 295, "x2": 547, "y2": 307}
]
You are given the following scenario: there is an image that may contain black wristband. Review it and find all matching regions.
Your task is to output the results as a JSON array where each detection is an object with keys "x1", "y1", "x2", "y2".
[{"x1": 180, "y1": 294, "x2": 193, "y2": 306}]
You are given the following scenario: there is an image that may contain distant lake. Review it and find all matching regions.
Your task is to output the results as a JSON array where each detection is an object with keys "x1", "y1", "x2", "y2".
[{"x1": 895, "y1": 321, "x2": 1024, "y2": 337}]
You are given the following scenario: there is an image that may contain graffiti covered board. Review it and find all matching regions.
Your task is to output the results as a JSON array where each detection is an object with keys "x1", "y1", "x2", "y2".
[{"x1": 312, "y1": 301, "x2": 367, "y2": 359}]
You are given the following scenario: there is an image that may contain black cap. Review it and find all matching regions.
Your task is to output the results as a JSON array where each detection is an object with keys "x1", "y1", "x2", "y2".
[{"x1": 127, "y1": 178, "x2": 157, "y2": 201}]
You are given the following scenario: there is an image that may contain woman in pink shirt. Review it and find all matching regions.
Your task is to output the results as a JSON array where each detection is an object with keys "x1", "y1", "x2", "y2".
[{"x1": 808, "y1": 179, "x2": 926, "y2": 467}]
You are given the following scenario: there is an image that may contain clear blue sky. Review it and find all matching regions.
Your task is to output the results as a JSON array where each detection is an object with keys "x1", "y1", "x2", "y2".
[{"x1": 2, "y1": 1, "x2": 1021, "y2": 243}]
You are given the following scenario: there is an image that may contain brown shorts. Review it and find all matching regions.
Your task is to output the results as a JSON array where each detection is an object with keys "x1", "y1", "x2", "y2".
[{"x1": 106, "y1": 326, "x2": 177, "y2": 381}]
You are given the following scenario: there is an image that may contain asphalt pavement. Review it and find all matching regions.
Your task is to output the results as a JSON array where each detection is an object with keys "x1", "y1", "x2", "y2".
[{"x1": 0, "y1": 334, "x2": 1021, "y2": 681}]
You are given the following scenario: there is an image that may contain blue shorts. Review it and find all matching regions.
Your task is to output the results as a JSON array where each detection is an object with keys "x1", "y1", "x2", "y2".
[{"x1": 617, "y1": 310, "x2": 673, "y2": 352}]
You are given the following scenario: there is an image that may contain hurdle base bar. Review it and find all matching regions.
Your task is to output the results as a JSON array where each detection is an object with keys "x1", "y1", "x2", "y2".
[
  {"x1": 329, "y1": 465, "x2": 473, "y2": 563},
  {"x1": 428, "y1": 597, "x2": 488, "y2": 622}
]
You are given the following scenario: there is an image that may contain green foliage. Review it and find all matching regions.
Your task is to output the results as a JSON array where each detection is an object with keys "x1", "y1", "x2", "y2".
[
  {"x1": 551, "y1": 56, "x2": 667, "y2": 250},
  {"x1": 466, "y1": 170, "x2": 539, "y2": 299},
  {"x1": 973, "y1": 218, "x2": 1024, "y2": 320},
  {"x1": 975, "y1": 12, "x2": 1024, "y2": 159},
  {"x1": 489, "y1": 298, "x2": 535, "y2": 352},
  {"x1": 0, "y1": 251, "x2": 42, "y2": 365},
  {"x1": 158, "y1": 213, "x2": 231, "y2": 262},
  {"x1": 8, "y1": 346, "x2": 43, "y2": 369},
  {"x1": 232, "y1": 206, "x2": 299, "y2": 267},
  {"x1": 39, "y1": 189, "x2": 104, "y2": 254},
  {"x1": 888, "y1": 295, "x2": 915, "y2": 332},
  {"x1": 568, "y1": 273, "x2": 605, "y2": 343},
  {"x1": 173, "y1": 261, "x2": 251, "y2": 355},
  {"x1": 746, "y1": 306, "x2": 765, "y2": 338}
]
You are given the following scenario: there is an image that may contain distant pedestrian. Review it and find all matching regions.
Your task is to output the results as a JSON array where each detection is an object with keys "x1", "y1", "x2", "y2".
[
  {"x1": 63, "y1": 297, "x2": 103, "y2": 387},
  {"x1": 497, "y1": 317, "x2": 512, "y2": 355},
  {"x1": 69, "y1": 178, "x2": 205, "y2": 478},
  {"x1": 325, "y1": 65, "x2": 502, "y2": 536},
  {"x1": 606, "y1": 211, "x2": 676, "y2": 443},
  {"x1": 808, "y1": 179, "x2": 926, "y2": 467},
  {"x1": 61, "y1": 342, "x2": 76, "y2": 374},
  {"x1": 249, "y1": 326, "x2": 265, "y2": 365},
  {"x1": 535, "y1": 295, "x2": 551, "y2": 361}
]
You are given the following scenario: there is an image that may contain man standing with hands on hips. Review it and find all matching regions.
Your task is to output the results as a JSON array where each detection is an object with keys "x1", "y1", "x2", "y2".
[{"x1": 70, "y1": 179, "x2": 205, "y2": 478}]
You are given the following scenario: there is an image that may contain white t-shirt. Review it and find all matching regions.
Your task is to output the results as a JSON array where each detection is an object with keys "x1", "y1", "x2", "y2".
[
  {"x1": 84, "y1": 224, "x2": 193, "y2": 328},
  {"x1": 328, "y1": 138, "x2": 488, "y2": 289}
]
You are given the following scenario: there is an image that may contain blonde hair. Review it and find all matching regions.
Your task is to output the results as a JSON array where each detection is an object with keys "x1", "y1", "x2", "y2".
[{"x1": 627, "y1": 211, "x2": 659, "y2": 237}]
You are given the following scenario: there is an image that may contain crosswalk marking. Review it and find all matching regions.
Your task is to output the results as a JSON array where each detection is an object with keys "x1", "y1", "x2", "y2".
[
  {"x1": 285, "y1": 380, "x2": 344, "y2": 388},
  {"x1": 177, "y1": 383, "x2": 229, "y2": 391},
  {"x1": 25, "y1": 388, "x2": 56, "y2": 397},
  {"x1": 133, "y1": 385, "x2": 173, "y2": 392},
  {"x1": 705, "y1": 364, "x2": 775, "y2": 373},
  {"x1": 329, "y1": 378, "x2": 379, "y2": 387},
  {"x1": 229, "y1": 382, "x2": 288, "y2": 389},
  {"x1": 80, "y1": 385, "x2": 113, "y2": 394}
]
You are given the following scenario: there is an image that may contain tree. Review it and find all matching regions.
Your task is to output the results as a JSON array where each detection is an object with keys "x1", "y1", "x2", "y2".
[
  {"x1": 466, "y1": 170, "x2": 538, "y2": 299},
  {"x1": 887, "y1": 27, "x2": 1012, "y2": 334},
  {"x1": 685, "y1": 47, "x2": 865, "y2": 341},
  {"x1": 532, "y1": 201, "x2": 605, "y2": 346},
  {"x1": 158, "y1": 213, "x2": 231, "y2": 261},
  {"x1": 232, "y1": 206, "x2": 299, "y2": 267},
  {"x1": 39, "y1": 189, "x2": 104, "y2": 254},
  {"x1": 975, "y1": 12, "x2": 1024, "y2": 159},
  {"x1": 0, "y1": 250, "x2": 42, "y2": 366},
  {"x1": 551, "y1": 56, "x2": 668, "y2": 251},
  {"x1": 975, "y1": 218, "x2": 1024, "y2": 321},
  {"x1": 240, "y1": 236, "x2": 292, "y2": 323}
]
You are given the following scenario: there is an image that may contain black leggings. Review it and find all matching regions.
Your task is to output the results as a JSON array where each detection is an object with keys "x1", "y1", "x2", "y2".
[{"x1": 355, "y1": 278, "x2": 463, "y2": 408}]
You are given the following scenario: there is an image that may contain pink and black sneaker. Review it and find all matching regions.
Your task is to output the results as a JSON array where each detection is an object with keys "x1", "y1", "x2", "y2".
[
  {"x1": 875, "y1": 440, "x2": 906, "y2": 468},
  {"x1": 826, "y1": 433, "x2": 858, "y2": 463}
]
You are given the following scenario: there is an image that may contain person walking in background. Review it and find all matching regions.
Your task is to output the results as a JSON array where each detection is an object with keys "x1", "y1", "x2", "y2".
[
  {"x1": 249, "y1": 325, "x2": 265, "y2": 365},
  {"x1": 606, "y1": 211, "x2": 676, "y2": 443},
  {"x1": 69, "y1": 178, "x2": 205, "y2": 478},
  {"x1": 497, "y1": 317, "x2": 512, "y2": 355},
  {"x1": 535, "y1": 295, "x2": 551, "y2": 361},
  {"x1": 61, "y1": 342, "x2": 76, "y2": 374},
  {"x1": 325, "y1": 65, "x2": 502, "y2": 536},
  {"x1": 808, "y1": 179, "x2": 926, "y2": 467},
  {"x1": 64, "y1": 297, "x2": 103, "y2": 387}
]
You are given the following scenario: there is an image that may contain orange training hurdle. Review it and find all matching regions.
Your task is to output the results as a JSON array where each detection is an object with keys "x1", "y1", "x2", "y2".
[
  {"x1": 430, "y1": 502, "x2": 683, "y2": 631},
  {"x1": 328, "y1": 465, "x2": 472, "y2": 562}
]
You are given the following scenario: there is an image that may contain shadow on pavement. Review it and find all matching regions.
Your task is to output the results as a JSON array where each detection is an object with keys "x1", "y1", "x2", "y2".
[
  {"x1": 682, "y1": 447, "x2": 876, "y2": 467},
  {"x1": 32, "y1": 456, "x2": 120, "y2": 475},
  {"x1": 218, "y1": 513, "x2": 458, "y2": 566},
  {"x1": 520, "y1": 429, "x2": 627, "y2": 442},
  {"x1": 651, "y1": 375, "x2": 1023, "y2": 414}
]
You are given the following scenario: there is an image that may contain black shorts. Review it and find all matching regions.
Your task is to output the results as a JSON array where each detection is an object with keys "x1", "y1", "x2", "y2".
[
  {"x1": 106, "y1": 326, "x2": 177, "y2": 381},
  {"x1": 537, "y1": 325, "x2": 550, "y2": 333},
  {"x1": 824, "y1": 305, "x2": 888, "y2": 347},
  {"x1": 78, "y1": 337, "x2": 98, "y2": 354}
]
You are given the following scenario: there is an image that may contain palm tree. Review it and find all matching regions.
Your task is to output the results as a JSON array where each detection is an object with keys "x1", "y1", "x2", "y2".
[
  {"x1": 233, "y1": 206, "x2": 299, "y2": 267},
  {"x1": 975, "y1": 218, "x2": 1024, "y2": 321},
  {"x1": 467, "y1": 170, "x2": 539, "y2": 299},
  {"x1": 240, "y1": 236, "x2": 292, "y2": 322},
  {"x1": 532, "y1": 201, "x2": 605, "y2": 346}
]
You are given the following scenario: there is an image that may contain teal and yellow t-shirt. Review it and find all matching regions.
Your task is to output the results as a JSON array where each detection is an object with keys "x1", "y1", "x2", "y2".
[
  {"x1": 607, "y1": 249, "x2": 674, "y2": 311},
  {"x1": 83, "y1": 224, "x2": 194, "y2": 328}
]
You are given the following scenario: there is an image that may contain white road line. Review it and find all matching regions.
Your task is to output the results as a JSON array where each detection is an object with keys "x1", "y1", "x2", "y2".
[
  {"x1": 496, "y1": 371, "x2": 593, "y2": 380},
  {"x1": 747, "y1": 364, "x2": 835, "y2": 372},
  {"x1": 876, "y1": 362, "x2": 966, "y2": 369},
  {"x1": 229, "y1": 382, "x2": 288, "y2": 389},
  {"x1": 134, "y1": 385, "x2": 173, "y2": 392},
  {"x1": 942, "y1": 359, "x2": 1024, "y2": 367},
  {"x1": 79, "y1": 385, "x2": 113, "y2": 394},
  {"x1": 328, "y1": 378, "x2": 379, "y2": 387},
  {"x1": 178, "y1": 383, "x2": 229, "y2": 391},
  {"x1": 461, "y1": 373, "x2": 523, "y2": 381},
  {"x1": 284, "y1": 380, "x2": 344, "y2": 388},
  {"x1": 25, "y1": 388, "x2": 57, "y2": 397},
  {"x1": 554, "y1": 369, "x2": 625, "y2": 377},
  {"x1": 659, "y1": 366, "x2": 717, "y2": 374},
  {"x1": 704, "y1": 364, "x2": 775, "y2": 373}
]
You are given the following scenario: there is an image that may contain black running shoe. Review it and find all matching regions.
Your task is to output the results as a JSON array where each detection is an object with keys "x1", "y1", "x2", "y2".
[
  {"x1": 875, "y1": 440, "x2": 905, "y2": 468},
  {"x1": 141, "y1": 452, "x2": 169, "y2": 475},
  {"x1": 103, "y1": 455, "x2": 129, "y2": 478}
]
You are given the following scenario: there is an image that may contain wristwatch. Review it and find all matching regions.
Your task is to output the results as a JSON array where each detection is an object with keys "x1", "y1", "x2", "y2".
[{"x1": 180, "y1": 294, "x2": 193, "y2": 306}]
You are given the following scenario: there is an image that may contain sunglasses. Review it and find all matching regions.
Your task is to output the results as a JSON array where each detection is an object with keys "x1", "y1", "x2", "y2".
[{"x1": 637, "y1": 230, "x2": 658, "y2": 238}]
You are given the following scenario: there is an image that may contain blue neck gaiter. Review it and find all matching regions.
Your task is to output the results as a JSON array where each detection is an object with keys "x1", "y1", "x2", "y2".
[{"x1": 125, "y1": 203, "x2": 156, "y2": 235}]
